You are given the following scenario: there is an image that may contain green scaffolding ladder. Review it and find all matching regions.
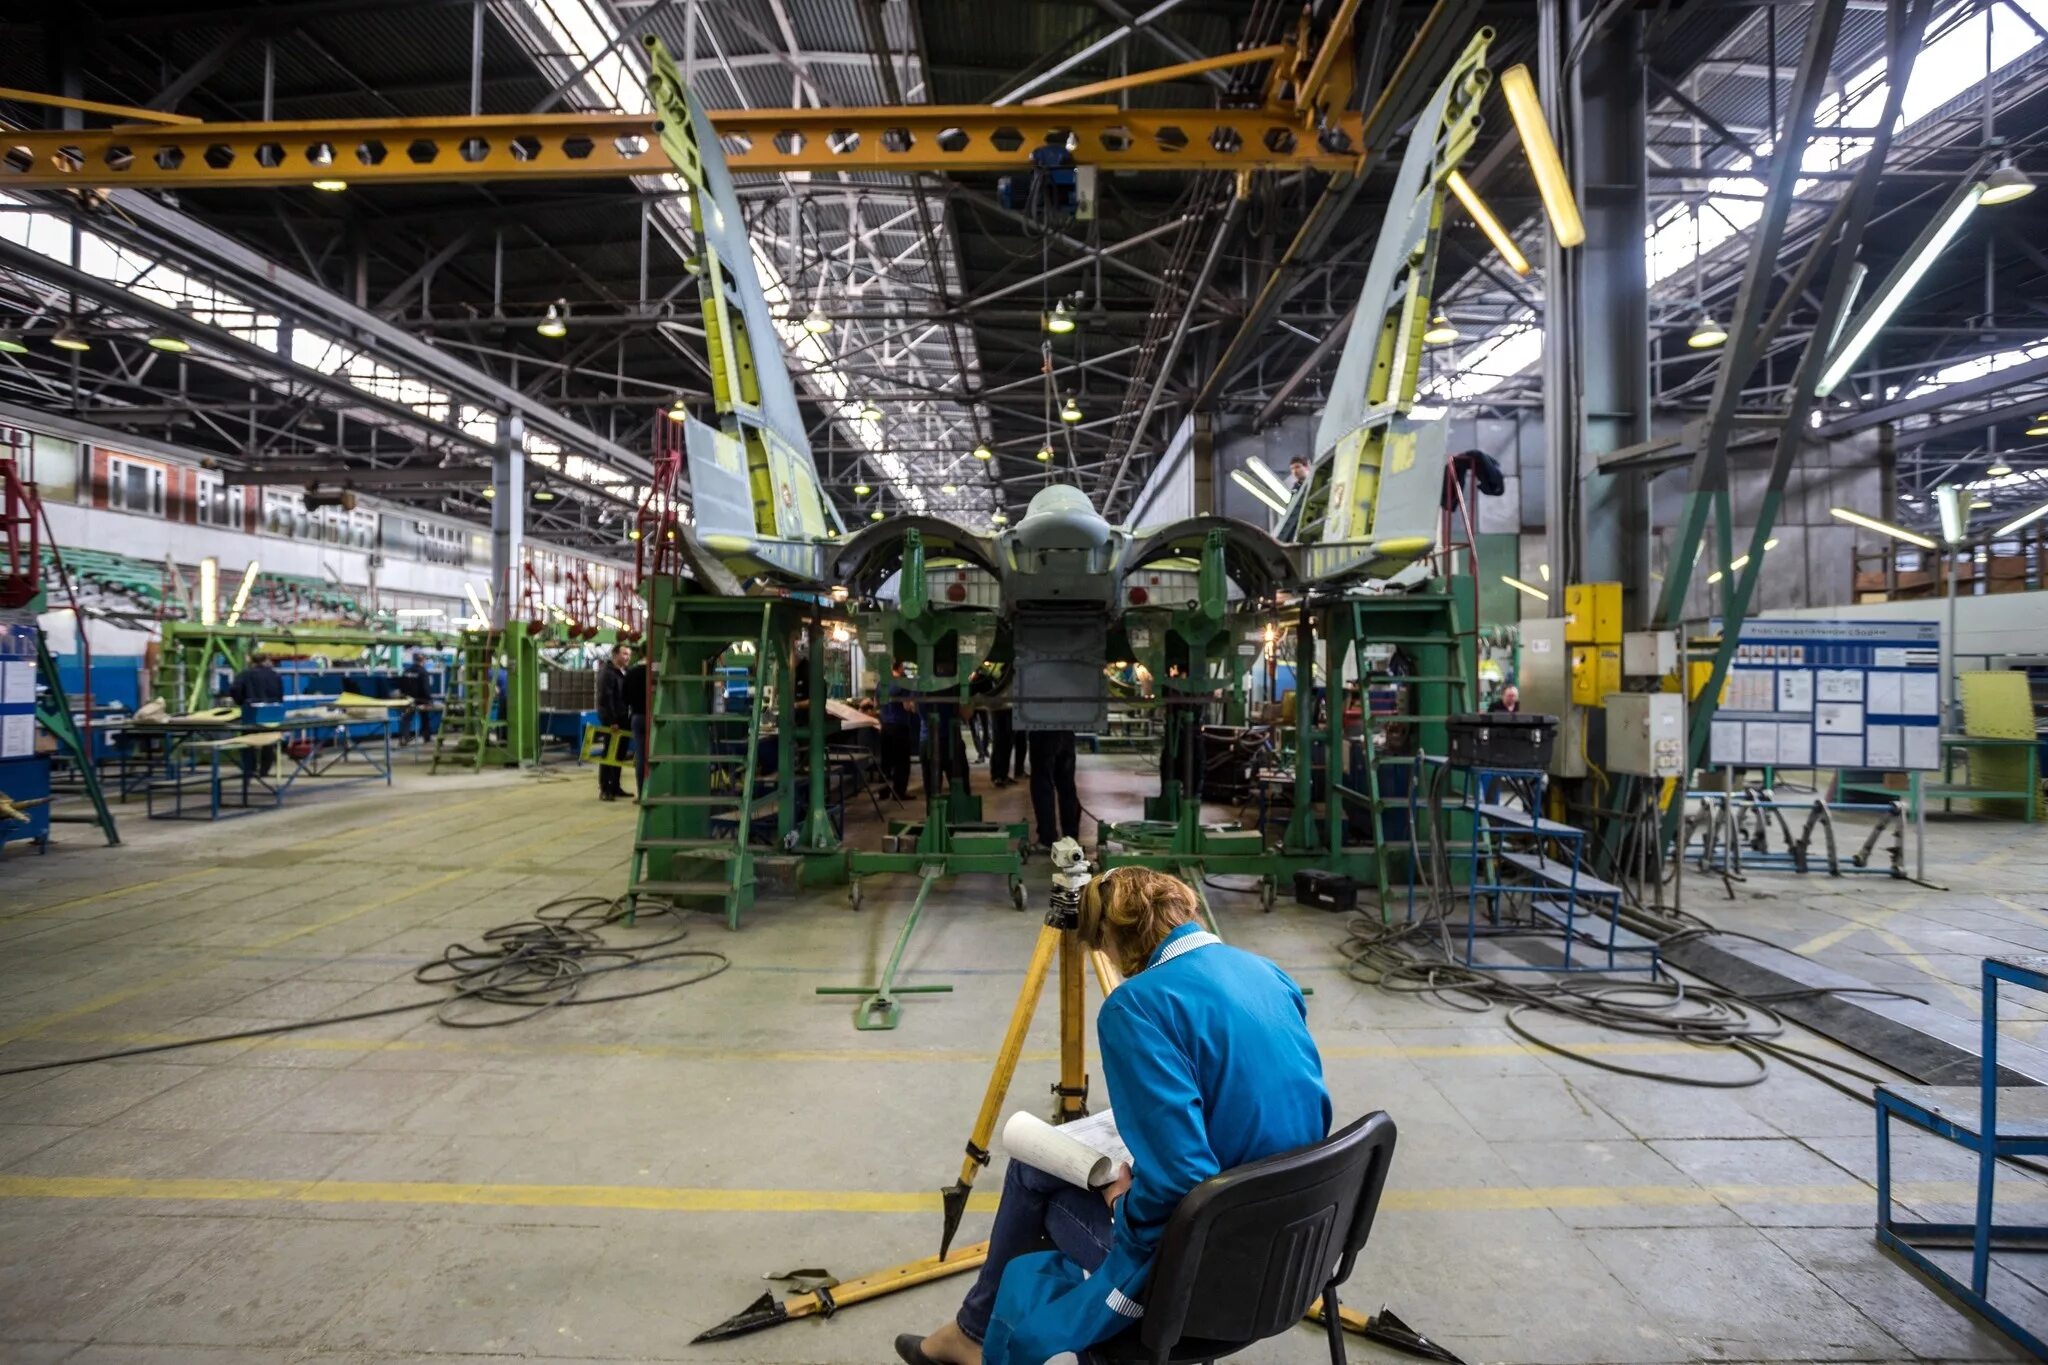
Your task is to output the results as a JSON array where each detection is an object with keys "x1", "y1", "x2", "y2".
[
  {"x1": 431, "y1": 629, "x2": 499, "y2": 774},
  {"x1": 1350, "y1": 592, "x2": 1476, "y2": 913},
  {"x1": 629, "y1": 599, "x2": 778, "y2": 930},
  {"x1": 33, "y1": 627, "x2": 118, "y2": 845}
]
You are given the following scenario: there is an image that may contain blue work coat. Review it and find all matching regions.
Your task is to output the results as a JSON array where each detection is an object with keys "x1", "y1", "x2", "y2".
[{"x1": 980, "y1": 923, "x2": 1331, "y2": 1365}]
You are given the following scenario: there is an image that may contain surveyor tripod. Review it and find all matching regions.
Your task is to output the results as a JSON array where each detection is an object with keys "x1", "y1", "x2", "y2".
[{"x1": 697, "y1": 838, "x2": 1118, "y2": 1341}]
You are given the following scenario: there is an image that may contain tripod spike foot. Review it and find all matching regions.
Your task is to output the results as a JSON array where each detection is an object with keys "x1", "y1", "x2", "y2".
[
  {"x1": 692, "y1": 1291, "x2": 791, "y2": 1342},
  {"x1": 939, "y1": 1181, "x2": 971, "y2": 1259}
]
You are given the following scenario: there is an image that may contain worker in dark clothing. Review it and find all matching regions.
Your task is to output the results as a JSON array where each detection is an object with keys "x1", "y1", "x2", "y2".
[
  {"x1": 229, "y1": 651, "x2": 285, "y2": 777},
  {"x1": 1027, "y1": 728, "x2": 1081, "y2": 851},
  {"x1": 396, "y1": 650, "x2": 433, "y2": 744},
  {"x1": 596, "y1": 643, "x2": 631, "y2": 801},
  {"x1": 976, "y1": 665, "x2": 1018, "y2": 788},
  {"x1": 879, "y1": 660, "x2": 917, "y2": 801},
  {"x1": 1487, "y1": 684, "x2": 1520, "y2": 714},
  {"x1": 622, "y1": 653, "x2": 648, "y2": 797}
]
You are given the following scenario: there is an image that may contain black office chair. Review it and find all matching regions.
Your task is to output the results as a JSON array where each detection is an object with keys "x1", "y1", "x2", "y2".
[{"x1": 1088, "y1": 1111, "x2": 1398, "y2": 1365}]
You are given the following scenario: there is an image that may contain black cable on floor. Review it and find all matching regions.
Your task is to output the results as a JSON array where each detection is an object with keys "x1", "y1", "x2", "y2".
[{"x1": 0, "y1": 894, "x2": 729, "y2": 1076}]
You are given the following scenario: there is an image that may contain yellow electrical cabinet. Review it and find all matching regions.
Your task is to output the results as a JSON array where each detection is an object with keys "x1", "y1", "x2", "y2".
[
  {"x1": 1564, "y1": 582, "x2": 1622, "y2": 644},
  {"x1": 1569, "y1": 644, "x2": 1622, "y2": 706}
]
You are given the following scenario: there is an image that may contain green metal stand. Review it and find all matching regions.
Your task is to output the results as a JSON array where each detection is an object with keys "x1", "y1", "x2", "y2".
[
  {"x1": 817, "y1": 861, "x2": 957, "y2": 1029},
  {"x1": 33, "y1": 619, "x2": 118, "y2": 846}
]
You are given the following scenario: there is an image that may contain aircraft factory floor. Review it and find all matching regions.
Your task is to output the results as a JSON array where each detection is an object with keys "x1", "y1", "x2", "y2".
[{"x1": 0, "y1": 750, "x2": 2043, "y2": 1363}]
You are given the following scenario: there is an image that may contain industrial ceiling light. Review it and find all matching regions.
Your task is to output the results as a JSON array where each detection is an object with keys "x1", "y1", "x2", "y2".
[
  {"x1": 49, "y1": 322, "x2": 90, "y2": 352},
  {"x1": 853, "y1": 482, "x2": 872, "y2": 496},
  {"x1": 198, "y1": 557, "x2": 219, "y2": 626},
  {"x1": 148, "y1": 302, "x2": 195, "y2": 353},
  {"x1": 941, "y1": 483, "x2": 958, "y2": 494},
  {"x1": 666, "y1": 397, "x2": 688, "y2": 423},
  {"x1": 1445, "y1": 171, "x2": 1532, "y2": 275},
  {"x1": 1686, "y1": 313, "x2": 1728, "y2": 350},
  {"x1": 991, "y1": 510, "x2": 1008, "y2": 525},
  {"x1": 972, "y1": 441, "x2": 993, "y2": 461},
  {"x1": 1036, "y1": 444, "x2": 1055, "y2": 462},
  {"x1": 1980, "y1": 157, "x2": 2035, "y2": 206},
  {"x1": 1537, "y1": 563, "x2": 1551, "y2": 582},
  {"x1": 870, "y1": 509, "x2": 886, "y2": 521},
  {"x1": 1045, "y1": 299, "x2": 1078, "y2": 334},
  {"x1": 860, "y1": 400, "x2": 884, "y2": 422},
  {"x1": 2026, "y1": 417, "x2": 2048, "y2": 437},
  {"x1": 1996, "y1": 497, "x2": 2048, "y2": 536},
  {"x1": 1422, "y1": 313, "x2": 1460, "y2": 345},
  {"x1": 225, "y1": 559, "x2": 260, "y2": 626},
  {"x1": 311, "y1": 178, "x2": 348, "y2": 192},
  {"x1": 532, "y1": 486, "x2": 558, "y2": 503},
  {"x1": 1237, "y1": 458, "x2": 1292, "y2": 506},
  {"x1": 1938, "y1": 484, "x2": 1968, "y2": 546},
  {"x1": 481, "y1": 486, "x2": 496, "y2": 499},
  {"x1": 1229, "y1": 468, "x2": 1289, "y2": 515},
  {"x1": 1060, "y1": 396, "x2": 1083, "y2": 423},
  {"x1": 802, "y1": 306, "x2": 833, "y2": 335},
  {"x1": 536, "y1": 302, "x2": 567, "y2": 338},
  {"x1": 1990, "y1": 462, "x2": 2015, "y2": 476},
  {"x1": 1499, "y1": 65, "x2": 1585, "y2": 249},
  {"x1": 1973, "y1": 498, "x2": 1994, "y2": 509},
  {"x1": 1829, "y1": 506, "x2": 1936, "y2": 549},
  {"x1": 0, "y1": 327, "x2": 27, "y2": 355},
  {"x1": 1501, "y1": 574, "x2": 1549, "y2": 602},
  {"x1": 1764, "y1": 538, "x2": 1780, "y2": 551},
  {"x1": 627, "y1": 527, "x2": 642, "y2": 541},
  {"x1": 1818, "y1": 176, "x2": 1984, "y2": 397}
]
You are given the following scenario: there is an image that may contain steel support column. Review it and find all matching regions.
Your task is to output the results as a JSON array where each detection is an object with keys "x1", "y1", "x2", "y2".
[
  {"x1": 491, "y1": 414, "x2": 525, "y2": 630},
  {"x1": 1561, "y1": 7, "x2": 1650, "y2": 605}
]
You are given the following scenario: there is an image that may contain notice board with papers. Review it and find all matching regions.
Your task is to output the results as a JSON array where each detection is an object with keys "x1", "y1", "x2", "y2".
[{"x1": 1705, "y1": 618, "x2": 1941, "y2": 771}]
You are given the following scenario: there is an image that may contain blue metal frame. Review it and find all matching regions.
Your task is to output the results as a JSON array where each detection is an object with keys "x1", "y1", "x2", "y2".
[
  {"x1": 1407, "y1": 755, "x2": 1659, "y2": 974},
  {"x1": 1875, "y1": 955, "x2": 2048, "y2": 1357}
]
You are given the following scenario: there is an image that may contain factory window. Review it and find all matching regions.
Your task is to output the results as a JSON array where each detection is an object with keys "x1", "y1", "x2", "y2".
[
  {"x1": 264, "y1": 487, "x2": 305, "y2": 537},
  {"x1": 106, "y1": 457, "x2": 165, "y2": 516},
  {"x1": 194, "y1": 474, "x2": 240, "y2": 528}
]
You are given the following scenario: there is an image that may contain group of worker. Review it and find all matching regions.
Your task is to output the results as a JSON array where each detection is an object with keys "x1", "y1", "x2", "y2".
[{"x1": 877, "y1": 660, "x2": 1082, "y2": 853}]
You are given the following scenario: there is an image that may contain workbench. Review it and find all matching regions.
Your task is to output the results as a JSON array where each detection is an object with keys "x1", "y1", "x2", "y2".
[
  {"x1": 128, "y1": 710, "x2": 395, "y2": 820},
  {"x1": 1925, "y1": 733, "x2": 2042, "y2": 822}
]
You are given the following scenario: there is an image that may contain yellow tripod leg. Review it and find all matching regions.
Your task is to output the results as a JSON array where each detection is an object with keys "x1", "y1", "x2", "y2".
[{"x1": 938, "y1": 920, "x2": 1060, "y2": 1256}]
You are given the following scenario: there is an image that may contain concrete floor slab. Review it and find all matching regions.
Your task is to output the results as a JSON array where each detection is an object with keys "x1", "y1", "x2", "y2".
[{"x1": 1, "y1": 755, "x2": 2043, "y2": 1360}]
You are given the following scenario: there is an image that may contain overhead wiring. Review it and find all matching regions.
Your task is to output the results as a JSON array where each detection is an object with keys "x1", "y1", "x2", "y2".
[{"x1": 0, "y1": 894, "x2": 728, "y2": 1077}]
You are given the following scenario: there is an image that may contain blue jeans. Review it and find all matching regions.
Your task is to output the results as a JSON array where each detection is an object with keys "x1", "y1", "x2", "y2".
[{"x1": 957, "y1": 1159, "x2": 1114, "y2": 1344}]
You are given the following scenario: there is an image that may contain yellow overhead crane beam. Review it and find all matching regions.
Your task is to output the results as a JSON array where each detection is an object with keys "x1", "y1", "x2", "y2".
[
  {"x1": 0, "y1": 20, "x2": 1368, "y2": 189},
  {"x1": 0, "y1": 104, "x2": 1365, "y2": 189}
]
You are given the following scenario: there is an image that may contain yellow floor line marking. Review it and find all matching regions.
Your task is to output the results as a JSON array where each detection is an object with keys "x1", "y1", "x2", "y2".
[
  {"x1": 0, "y1": 1173, "x2": 2027, "y2": 1216},
  {"x1": 0, "y1": 867, "x2": 221, "y2": 923},
  {"x1": 253, "y1": 867, "x2": 473, "y2": 949},
  {"x1": 1792, "y1": 907, "x2": 1900, "y2": 957},
  {"x1": 21, "y1": 1032, "x2": 1742, "y2": 1065},
  {"x1": 1991, "y1": 896, "x2": 2048, "y2": 931},
  {"x1": 1867, "y1": 924, "x2": 1982, "y2": 1010}
]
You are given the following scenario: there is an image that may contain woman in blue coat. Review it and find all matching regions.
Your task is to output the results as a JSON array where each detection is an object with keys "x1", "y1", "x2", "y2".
[{"x1": 899, "y1": 866, "x2": 1331, "y2": 1365}]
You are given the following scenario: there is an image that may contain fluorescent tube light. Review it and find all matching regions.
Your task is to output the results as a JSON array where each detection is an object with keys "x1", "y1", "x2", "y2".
[
  {"x1": 1499, "y1": 66, "x2": 1585, "y2": 249},
  {"x1": 198, "y1": 557, "x2": 219, "y2": 626},
  {"x1": 1239, "y1": 458, "x2": 1292, "y2": 503},
  {"x1": 1830, "y1": 507, "x2": 1937, "y2": 549},
  {"x1": 1446, "y1": 170, "x2": 1532, "y2": 275},
  {"x1": 1817, "y1": 183, "x2": 1982, "y2": 398},
  {"x1": 1995, "y1": 500, "x2": 2048, "y2": 537},
  {"x1": 1935, "y1": 485, "x2": 1966, "y2": 545},
  {"x1": 1501, "y1": 574, "x2": 1549, "y2": 602},
  {"x1": 225, "y1": 559, "x2": 259, "y2": 626},
  {"x1": 1230, "y1": 467, "x2": 1289, "y2": 515}
]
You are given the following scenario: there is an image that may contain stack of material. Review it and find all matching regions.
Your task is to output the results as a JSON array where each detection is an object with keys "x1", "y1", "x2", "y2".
[{"x1": 544, "y1": 664, "x2": 598, "y2": 713}]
